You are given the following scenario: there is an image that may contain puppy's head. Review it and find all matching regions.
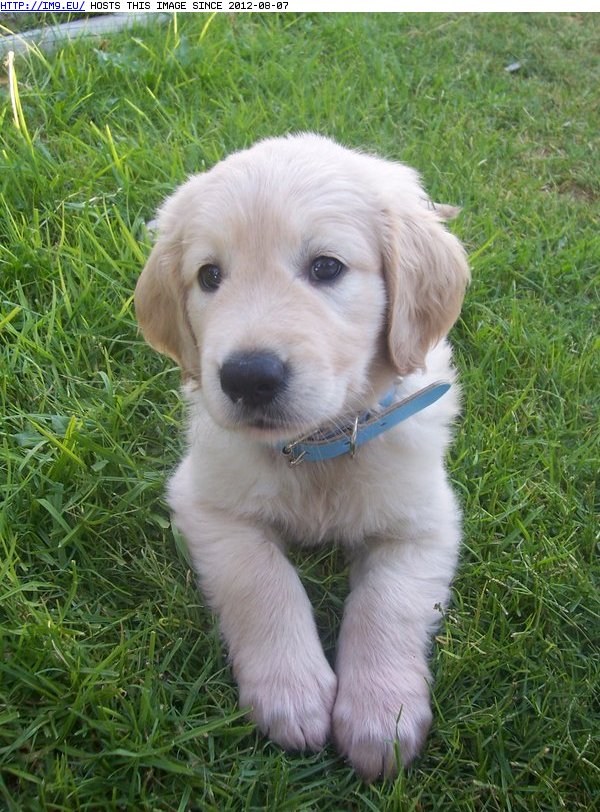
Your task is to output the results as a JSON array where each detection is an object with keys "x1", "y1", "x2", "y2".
[{"x1": 135, "y1": 135, "x2": 469, "y2": 439}]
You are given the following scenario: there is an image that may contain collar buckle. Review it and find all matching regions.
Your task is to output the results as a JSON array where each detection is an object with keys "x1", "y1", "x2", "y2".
[{"x1": 282, "y1": 441, "x2": 306, "y2": 466}]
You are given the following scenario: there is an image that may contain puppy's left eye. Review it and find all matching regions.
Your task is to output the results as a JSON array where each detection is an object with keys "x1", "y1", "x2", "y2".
[
  {"x1": 309, "y1": 256, "x2": 346, "y2": 283},
  {"x1": 198, "y1": 264, "x2": 222, "y2": 292}
]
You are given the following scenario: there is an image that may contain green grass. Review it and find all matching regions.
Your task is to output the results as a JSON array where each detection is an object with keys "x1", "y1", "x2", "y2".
[{"x1": 1, "y1": 11, "x2": 598, "y2": 811}]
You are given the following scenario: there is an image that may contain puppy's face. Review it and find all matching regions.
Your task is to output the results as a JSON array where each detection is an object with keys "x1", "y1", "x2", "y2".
[{"x1": 135, "y1": 136, "x2": 469, "y2": 440}]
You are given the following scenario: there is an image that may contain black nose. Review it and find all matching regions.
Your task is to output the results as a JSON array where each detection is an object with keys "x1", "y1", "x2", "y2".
[{"x1": 219, "y1": 351, "x2": 288, "y2": 409}]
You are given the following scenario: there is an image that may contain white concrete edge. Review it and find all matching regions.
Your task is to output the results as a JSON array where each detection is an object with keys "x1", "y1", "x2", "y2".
[{"x1": 0, "y1": 13, "x2": 171, "y2": 59}]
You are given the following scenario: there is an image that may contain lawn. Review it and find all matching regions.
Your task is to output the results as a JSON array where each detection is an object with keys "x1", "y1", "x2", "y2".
[{"x1": 0, "y1": 11, "x2": 598, "y2": 811}]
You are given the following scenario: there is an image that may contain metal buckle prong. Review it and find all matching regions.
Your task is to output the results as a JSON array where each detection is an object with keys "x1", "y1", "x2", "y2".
[
  {"x1": 349, "y1": 416, "x2": 359, "y2": 458},
  {"x1": 288, "y1": 450, "x2": 306, "y2": 466}
]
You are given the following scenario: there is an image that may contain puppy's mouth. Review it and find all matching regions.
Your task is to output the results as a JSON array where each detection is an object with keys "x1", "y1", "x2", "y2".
[
  {"x1": 227, "y1": 402, "x2": 329, "y2": 442},
  {"x1": 234, "y1": 410, "x2": 309, "y2": 439},
  {"x1": 247, "y1": 416, "x2": 286, "y2": 431}
]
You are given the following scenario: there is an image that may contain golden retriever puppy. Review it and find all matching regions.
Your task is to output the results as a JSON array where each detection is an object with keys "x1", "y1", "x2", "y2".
[{"x1": 135, "y1": 134, "x2": 470, "y2": 779}]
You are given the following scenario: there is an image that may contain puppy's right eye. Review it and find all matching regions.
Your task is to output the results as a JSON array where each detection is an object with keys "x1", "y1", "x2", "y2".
[
  {"x1": 309, "y1": 256, "x2": 346, "y2": 283},
  {"x1": 198, "y1": 264, "x2": 222, "y2": 292}
]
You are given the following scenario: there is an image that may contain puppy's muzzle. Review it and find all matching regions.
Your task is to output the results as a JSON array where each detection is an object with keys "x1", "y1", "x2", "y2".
[{"x1": 220, "y1": 351, "x2": 289, "y2": 410}]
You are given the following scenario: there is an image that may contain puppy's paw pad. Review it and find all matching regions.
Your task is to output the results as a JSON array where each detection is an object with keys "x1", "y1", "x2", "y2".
[
  {"x1": 240, "y1": 664, "x2": 337, "y2": 752},
  {"x1": 332, "y1": 685, "x2": 432, "y2": 779}
]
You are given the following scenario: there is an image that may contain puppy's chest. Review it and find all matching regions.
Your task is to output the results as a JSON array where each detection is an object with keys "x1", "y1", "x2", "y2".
[
  {"x1": 236, "y1": 453, "x2": 395, "y2": 546},
  {"x1": 190, "y1": 428, "x2": 421, "y2": 545}
]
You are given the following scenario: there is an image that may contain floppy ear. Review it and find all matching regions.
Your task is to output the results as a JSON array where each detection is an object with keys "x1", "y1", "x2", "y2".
[
  {"x1": 382, "y1": 206, "x2": 470, "y2": 375},
  {"x1": 431, "y1": 203, "x2": 462, "y2": 222},
  {"x1": 134, "y1": 209, "x2": 200, "y2": 381}
]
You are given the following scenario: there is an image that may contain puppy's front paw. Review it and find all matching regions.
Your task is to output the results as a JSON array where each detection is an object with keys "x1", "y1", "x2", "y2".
[
  {"x1": 238, "y1": 657, "x2": 337, "y2": 752},
  {"x1": 332, "y1": 669, "x2": 432, "y2": 780}
]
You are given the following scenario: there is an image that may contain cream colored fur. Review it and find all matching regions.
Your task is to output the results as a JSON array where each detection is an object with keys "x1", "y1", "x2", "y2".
[{"x1": 135, "y1": 134, "x2": 470, "y2": 779}]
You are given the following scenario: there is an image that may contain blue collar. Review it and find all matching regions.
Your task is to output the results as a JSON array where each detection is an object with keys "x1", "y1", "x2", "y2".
[{"x1": 280, "y1": 381, "x2": 451, "y2": 465}]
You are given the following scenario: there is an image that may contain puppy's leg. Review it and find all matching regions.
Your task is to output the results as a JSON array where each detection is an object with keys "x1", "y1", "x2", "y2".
[
  {"x1": 333, "y1": 491, "x2": 460, "y2": 779},
  {"x1": 168, "y1": 465, "x2": 336, "y2": 752}
]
